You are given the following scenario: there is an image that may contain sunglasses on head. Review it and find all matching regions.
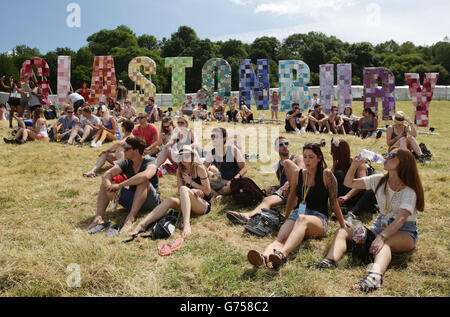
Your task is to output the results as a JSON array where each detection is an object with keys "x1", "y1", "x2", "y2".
[
  {"x1": 122, "y1": 144, "x2": 133, "y2": 151},
  {"x1": 303, "y1": 142, "x2": 320, "y2": 149},
  {"x1": 278, "y1": 141, "x2": 289, "y2": 147},
  {"x1": 384, "y1": 152, "x2": 397, "y2": 160}
]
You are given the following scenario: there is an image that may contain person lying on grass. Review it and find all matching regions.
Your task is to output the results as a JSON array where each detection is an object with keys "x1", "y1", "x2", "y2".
[
  {"x1": 87, "y1": 136, "x2": 160, "y2": 234},
  {"x1": 247, "y1": 142, "x2": 345, "y2": 269},
  {"x1": 309, "y1": 148, "x2": 424, "y2": 293},
  {"x1": 83, "y1": 119, "x2": 135, "y2": 178},
  {"x1": 129, "y1": 145, "x2": 212, "y2": 238},
  {"x1": 225, "y1": 136, "x2": 304, "y2": 225}
]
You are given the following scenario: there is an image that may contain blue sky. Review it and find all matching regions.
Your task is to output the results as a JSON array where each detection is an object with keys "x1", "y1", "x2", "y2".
[{"x1": 2, "y1": 0, "x2": 449, "y2": 54}]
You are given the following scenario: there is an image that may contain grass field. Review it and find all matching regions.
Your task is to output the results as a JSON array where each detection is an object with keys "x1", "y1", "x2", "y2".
[{"x1": 0, "y1": 100, "x2": 449, "y2": 297}]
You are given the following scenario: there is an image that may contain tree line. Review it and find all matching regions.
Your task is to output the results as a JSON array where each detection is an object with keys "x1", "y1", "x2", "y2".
[{"x1": 1, "y1": 25, "x2": 449, "y2": 94}]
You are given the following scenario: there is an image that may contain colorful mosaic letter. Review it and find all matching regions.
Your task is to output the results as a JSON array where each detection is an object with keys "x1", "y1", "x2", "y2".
[
  {"x1": 238, "y1": 59, "x2": 270, "y2": 110},
  {"x1": 128, "y1": 57, "x2": 156, "y2": 106},
  {"x1": 20, "y1": 57, "x2": 50, "y2": 98},
  {"x1": 278, "y1": 60, "x2": 311, "y2": 112},
  {"x1": 405, "y1": 73, "x2": 439, "y2": 127},
  {"x1": 363, "y1": 67, "x2": 396, "y2": 120},
  {"x1": 89, "y1": 56, "x2": 117, "y2": 105},
  {"x1": 57, "y1": 56, "x2": 71, "y2": 106},
  {"x1": 201, "y1": 58, "x2": 232, "y2": 107},
  {"x1": 337, "y1": 64, "x2": 352, "y2": 113},
  {"x1": 319, "y1": 64, "x2": 334, "y2": 114},
  {"x1": 165, "y1": 57, "x2": 193, "y2": 107}
]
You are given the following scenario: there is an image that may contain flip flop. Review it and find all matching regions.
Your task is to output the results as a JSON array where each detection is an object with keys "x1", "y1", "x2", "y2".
[
  {"x1": 88, "y1": 221, "x2": 111, "y2": 235},
  {"x1": 247, "y1": 250, "x2": 268, "y2": 268},
  {"x1": 169, "y1": 238, "x2": 184, "y2": 253},
  {"x1": 157, "y1": 241, "x2": 172, "y2": 256},
  {"x1": 106, "y1": 224, "x2": 121, "y2": 237},
  {"x1": 226, "y1": 211, "x2": 249, "y2": 225},
  {"x1": 83, "y1": 172, "x2": 98, "y2": 178}
]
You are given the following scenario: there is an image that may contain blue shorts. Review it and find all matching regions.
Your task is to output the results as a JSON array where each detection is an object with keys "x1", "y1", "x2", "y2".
[
  {"x1": 273, "y1": 187, "x2": 287, "y2": 204},
  {"x1": 288, "y1": 207, "x2": 328, "y2": 234},
  {"x1": 370, "y1": 215, "x2": 418, "y2": 245},
  {"x1": 118, "y1": 185, "x2": 160, "y2": 213}
]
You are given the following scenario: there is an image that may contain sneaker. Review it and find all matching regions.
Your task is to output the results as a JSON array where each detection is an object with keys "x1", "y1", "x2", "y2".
[
  {"x1": 376, "y1": 130, "x2": 382, "y2": 139},
  {"x1": 328, "y1": 131, "x2": 334, "y2": 135},
  {"x1": 315, "y1": 131, "x2": 320, "y2": 135},
  {"x1": 344, "y1": 212, "x2": 357, "y2": 227},
  {"x1": 3, "y1": 137, "x2": 12, "y2": 144},
  {"x1": 96, "y1": 141, "x2": 102, "y2": 148},
  {"x1": 300, "y1": 127, "x2": 306, "y2": 134},
  {"x1": 295, "y1": 128, "x2": 301, "y2": 134},
  {"x1": 90, "y1": 141, "x2": 96, "y2": 148},
  {"x1": 77, "y1": 141, "x2": 84, "y2": 148}
]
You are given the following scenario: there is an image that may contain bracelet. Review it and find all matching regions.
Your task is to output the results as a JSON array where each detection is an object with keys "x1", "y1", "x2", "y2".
[{"x1": 379, "y1": 233, "x2": 387, "y2": 241}]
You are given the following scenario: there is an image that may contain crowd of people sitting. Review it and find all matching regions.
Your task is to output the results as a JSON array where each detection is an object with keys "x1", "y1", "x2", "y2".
[{"x1": 1, "y1": 78, "x2": 430, "y2": 294}]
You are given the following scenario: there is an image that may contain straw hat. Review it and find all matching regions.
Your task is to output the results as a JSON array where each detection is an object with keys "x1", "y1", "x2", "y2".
[{"x1": 394, "y1": 111, "x2": 406, "y2": 124}]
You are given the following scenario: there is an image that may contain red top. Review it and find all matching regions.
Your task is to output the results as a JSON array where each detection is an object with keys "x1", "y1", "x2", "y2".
[{"x1": 132, "y1": 123, "x2": 159, "y2": 147}]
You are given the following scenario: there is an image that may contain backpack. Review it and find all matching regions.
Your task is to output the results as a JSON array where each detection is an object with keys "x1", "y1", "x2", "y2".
[
  {"x1": 419, "y1": 143, "x2": 432, "y2": 161},
  {"x1": 230, "y1": 177, "x2": 267, "y2": 206},
  {"x1": 151, "y1": 210, "x2": 181, "y2": 240},
  {"x1": 245, "y1": 208, "x2": 285, "y2": 237}
]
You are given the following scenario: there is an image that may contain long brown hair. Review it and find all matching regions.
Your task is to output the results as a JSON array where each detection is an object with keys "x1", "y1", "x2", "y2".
[
  {"x1": 177, "y1": 149, "x2": 202, "y2": 184},
  {"x1": 303, "y1": 143, "x2": 327, "y2": 183},
  {"x1": 32, "y1": 107, "x2": 44, "y2": 126},
  {"x1": 331, "y1": 139, "x2": 351, "y2": 173},
  {"x1": 375, "y1": 148, "x2": 424, "y2": 211}
]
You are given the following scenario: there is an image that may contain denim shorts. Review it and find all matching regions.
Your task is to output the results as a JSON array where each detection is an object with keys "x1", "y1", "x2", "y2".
[
  {"x1": 288, "y1": 207, "x2": 328, "y2": 234},
  {"x1": 370, "y1": 215, "x2": 418, "y2": 245},
  {"x1": 118, "y1": 185, "x2": 160, "y2": 213},
  {"x1": 273, "y1": 187, "x2": 287, "y2": 204}
]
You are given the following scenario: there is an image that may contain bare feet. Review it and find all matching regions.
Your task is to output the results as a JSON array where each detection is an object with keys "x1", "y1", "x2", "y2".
[
  {"x1": 129, "y1": 223, "x2": 145, "y2": 237},
  {"x1": 182, "y1": 225, "x2": 192, "y2": 238},
  {"x1": 83, "y1": 171, "x2": 97, "y2": 178},
  {"x1": 120, "y1": 220, "x2": 134, "y2": 234}
]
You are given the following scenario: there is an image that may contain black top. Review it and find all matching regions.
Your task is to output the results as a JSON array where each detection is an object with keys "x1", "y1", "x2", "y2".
[
  {"x1": 226, "y1": 110, "x2": 239, "y2": 122},
  {"x1": 285, "y1": 110, "x2": 303, "y2": 131},
  {"x1": 295, "y1": 168, "x2": 329, "y2": 217},
  {"x1": 212, "y1": 146, "x2": 241, "y2": 181},
  {"x1": 189, "y1": 175, "x2": 212, "y2": 203},
  {"x1": 276, "y1": 155, "x2": 295, "y2": 187},
  {"x1": 117, "y1": 156, "x2": 159, "y2": 191}
]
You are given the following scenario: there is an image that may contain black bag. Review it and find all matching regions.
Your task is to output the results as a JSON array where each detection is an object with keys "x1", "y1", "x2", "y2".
[
  {"x1": 419, "y1": 143, "x2": 432, "y2": 161},
  {"x1": 230, "y1": 177, "x2": 267, "y2": 206},
  {"x1": 151, "y1": 210, "x2": 181, "y2": 240},
  {"x1": 351, "y1": 227, "x2": 377, "y2": 264},
  {"x1": 245, "y1": 208, "x2": 285, "y2": 237}
]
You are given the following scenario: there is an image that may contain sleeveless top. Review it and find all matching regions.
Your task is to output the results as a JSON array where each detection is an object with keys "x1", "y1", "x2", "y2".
[
  {"x1": 189, "y1": 174, "x2": 212, "y2": 203},
  {"x1": 212, "y1": 146, "x2": 241, "y2": 181},
  {"x1": 102, "y1": 117, "x2": 121, "y2": 139},
  {"x1": 36, "y1": 120, "x2": 48, "y2": 137},
  {"x1": 29, "y1": 87, "x2": 42, "y2": 107},
  {"x1": 361, "y1": 118, "x2": 374, "y2": 130},
  {"x1": 276, "y1": 155, "x2": 295, "y2": 187},
  {"x1": 9, "y1": 86, "x2": 21, "y2": 99},
  {"x1": 391, "y1": 125, "x2": 407, "y2": 139},
  {"x1": 295, "y1": 168, "x2": 330, "y2": 217}
]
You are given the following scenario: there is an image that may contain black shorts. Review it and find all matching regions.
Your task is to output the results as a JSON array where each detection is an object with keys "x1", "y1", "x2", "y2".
[{"x1": 8, "y1": 98, "x2": 21, "y2": 107}]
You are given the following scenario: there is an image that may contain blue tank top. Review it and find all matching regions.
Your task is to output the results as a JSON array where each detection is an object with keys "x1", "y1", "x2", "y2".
[
  {"x1": 276, "y1": 155, "x2": 295, "y2": 187},
  {"x1": 102, "y1": 117, "x2": 121, "y2": 139}
]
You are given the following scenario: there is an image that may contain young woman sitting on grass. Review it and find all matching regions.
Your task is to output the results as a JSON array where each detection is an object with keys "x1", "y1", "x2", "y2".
[
  {"x1": 310, "y1": 148, "x2": 424, "y2": 293},
  {"x1": 91, "y1": 106, "x2": 121, "y2": 148},
  {"x1": 83, "y1": 120, "x2": 135, "y2": 178},
  {"x1": 247, "y1": 142, "x2": 345, "y2": 269},
  {"x1": 4, "y1": 107, "x2": 48, "y2": 144},
  {"x1": 129, "y1": 145, "x2": 212, "y2": 238}
]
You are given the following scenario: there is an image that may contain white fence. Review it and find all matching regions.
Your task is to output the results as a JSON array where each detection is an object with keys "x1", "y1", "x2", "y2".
[{"x1": 2, "y1": 86, "x2": 450, "y2": 108}]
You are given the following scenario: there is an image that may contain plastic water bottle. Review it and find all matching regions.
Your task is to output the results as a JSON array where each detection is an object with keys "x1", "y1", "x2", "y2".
[
  {"x1": 352, "y1": 220, "x2": 367, "y2": 244},
  {"x1": 360, "y1": 149, "x2": 386, "y2": 164}
]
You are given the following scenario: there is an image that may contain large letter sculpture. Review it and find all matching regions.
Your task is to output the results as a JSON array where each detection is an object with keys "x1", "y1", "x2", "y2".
[
  {"x1": 202, "y1": 58, "x2": 231, "y2": 107},
  {"x1": 279, "y1": 60, "x2": 311, "y2": 112},
  {"x1": 57, "y1": 56, "x2": 71, "y2": 106},
  {"x1": 239, "y1": 59, "x2": 270, "y2": 110},
  {"x1": 363, "y1": 67, "x2": 396, "y2": 120},
  {"x1": 337, "y1": 64, "x2": 352, "y2": 113},
  {"x1": 319, "y1": 64, "x2": 334, "y2": 114},
  {"x1": 89, "y1": 56, "x2": 117, "y2": 105},
  {"x1": 20, "y1": 57, "x2": 50, "y2": 98},
  {"x1": 405, "y1": 73, "x2": 439, "y2": 127},
  {"x1": 165, "y1": 57, "x2": 193, "y2": 107},
  {"x1": 128, "y1": 57, "x2": 156, "y2": 106}
]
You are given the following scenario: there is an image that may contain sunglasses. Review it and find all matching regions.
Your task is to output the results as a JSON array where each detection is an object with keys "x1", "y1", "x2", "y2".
[
  {"x1": 278, "y1": 141, "x2": 289, "y2": 147},
  {"x1": 384, "y1": 152, "x2": 397, "y2": 160},
  {"x1": 67, "y1": 111, "x2": 74, "y2": 114},
  {"x1": 162, "y1": 125, "x2": 172, "y2": 129},
  {"x1": 395, "y1": 117, "x2": 405, "y2": 122},
  {"x1": 122, "y1": 145, "x2": 133, "y2": 151},
  {"x1": 303, "y1": 142, "x2": 320, "y2": 149},
  {"x1": 137, "y1": 116, "x2": 146, "y2": 120},
  {"x1": 177, "y1": 121, "x2": 186, "y2": 125}
]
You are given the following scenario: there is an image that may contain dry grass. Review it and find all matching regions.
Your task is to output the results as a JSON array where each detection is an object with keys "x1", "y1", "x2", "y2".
[{"x1": 0, "y1": 100, "x2": 449, "y2": 297}]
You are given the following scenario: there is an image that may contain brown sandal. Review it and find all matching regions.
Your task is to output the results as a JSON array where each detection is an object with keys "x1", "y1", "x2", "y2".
[
  {"x1": 247, "y1": 250, "x2": 268, "y2": 268},
  {"x1": 268, "y1": 249, "x2": 287, "y2": 269}
]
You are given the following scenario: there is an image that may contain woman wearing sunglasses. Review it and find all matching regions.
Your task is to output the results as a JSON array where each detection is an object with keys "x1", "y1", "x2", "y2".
[
  {"x1": 386, "y1": 111, "x2": 427, "y2": 163},
  {"x1": 310, "y1": 148, "x2": 424, "y2": 293},
  {"x1": 129, "y1": 145, "x2": 212, "y2": 238},
  {"x1": 247, "y1": 142, "x2": 345, "y2": 269}
]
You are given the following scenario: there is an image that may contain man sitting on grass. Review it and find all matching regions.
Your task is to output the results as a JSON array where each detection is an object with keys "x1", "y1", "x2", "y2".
[{"x1": 88, "y1": 136, "x2": 160, "y2": 235}]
